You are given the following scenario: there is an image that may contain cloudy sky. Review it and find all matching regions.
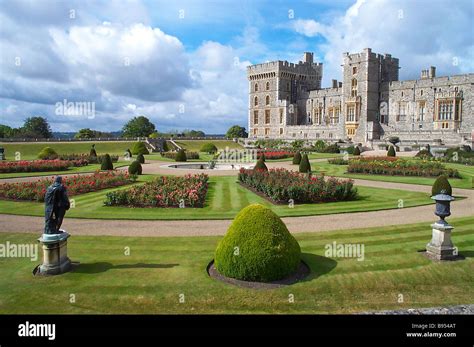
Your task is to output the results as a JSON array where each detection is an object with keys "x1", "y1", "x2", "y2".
[{"x1": 0, "y1": 0, "x2": 472, "y2": 133}]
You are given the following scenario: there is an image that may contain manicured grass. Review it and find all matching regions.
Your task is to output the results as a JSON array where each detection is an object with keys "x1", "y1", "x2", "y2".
[
  {"x1": 0, "y1": 142, "x2": 136, "y2": 161},
  {"x1": 0, "y1": 161, "x2": 130, "y2": 179},
  {"x1": 173, "y1": 140, "x2": 243, "y2": 152},
  {"x1": 1, "y1": 216, "x2": 472, "y2": 314},
  {"x1": 313, "y1": 160, "x2": 474, "y2": 189},
  {"x1": 267, "y1": 152, "x2": 346, "y2": 162},
  {"x1": 0, "y1": 175, "x2": 434, "y2": 220}
]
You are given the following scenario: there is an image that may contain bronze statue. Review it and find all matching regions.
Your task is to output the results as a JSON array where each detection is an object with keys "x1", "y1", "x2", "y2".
[{"x1": 44, "y1": 176, "x2": 70, "y2": 234}]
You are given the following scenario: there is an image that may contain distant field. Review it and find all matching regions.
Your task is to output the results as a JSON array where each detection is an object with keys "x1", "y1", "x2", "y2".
[{"x1": 0, "y1": 142, "x2": 136, "y2": 160}]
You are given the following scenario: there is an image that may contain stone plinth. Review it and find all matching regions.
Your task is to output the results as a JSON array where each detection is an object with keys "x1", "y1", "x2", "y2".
[
  {"x1": 426, "y1": 222, "x2": 457, "y2": 261},
  {"x1": 35, "y1": 230, "x2": 71, "y2": 275}
]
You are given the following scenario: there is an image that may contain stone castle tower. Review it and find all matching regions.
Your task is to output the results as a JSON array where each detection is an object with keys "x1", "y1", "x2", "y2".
[{"x1": 247, "y1": 48, "x2": 473, "y2": 147}]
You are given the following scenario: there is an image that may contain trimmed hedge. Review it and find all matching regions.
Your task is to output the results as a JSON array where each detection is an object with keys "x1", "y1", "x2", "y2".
[
  {"x1": 38, "y1": 147, "x2": 58, "y2": 160},
  {"x1": 175, "y1": 149, "x2": 187, "y2": 162},
  {"x1": 160, "y1": 151, "x2": 199, "y2": 160},
  {"x1": 214, "y1": 204, "x2": 301, "y2": 282},
  {"x1": 100, "y1": 154, "x2": 114, "y2": 170},
  {"x1": 128, "y1": 161, "x2": 142, "y2": 175},
  {"x1": 299, "y1": 154, "x2": 311, "y2": 173},
  {"x1": 131, "y1": 142, "x2": 149, "y2": 155},
  {"x1": 432, "y1": 175, "x2": 452, "y2": 196},
  {"x1": 292, "y1": 152, "x2": 302, "y2": 165},
  {"x1": 136, "y1": 153, "x2": 145, "y2": 164}
]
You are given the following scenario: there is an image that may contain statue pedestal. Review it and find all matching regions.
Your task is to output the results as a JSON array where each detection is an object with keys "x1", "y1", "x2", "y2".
[
  {"x1": 35, "y1": 230, "x2": 72, "y2": 275},
  {"x1": 426, "y1": 222, "x2": 457, "y2": 260}
]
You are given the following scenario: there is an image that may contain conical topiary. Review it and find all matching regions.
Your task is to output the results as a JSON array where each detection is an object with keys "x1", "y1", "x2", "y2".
[
  {"x1": 128, "y1": 160, "x2": 142, "y2": 175},
  {"x1": 100, "y1": 153, "x2": 114, "y2": 170},
  {"x1": 299, "y1": 153, "x2": 311, "y2": 173},
  {"x1": 136, "y1": 153, "x2": 145, "y2": 164},
  {"x1": 260, "y1": 152, "x2": 266, "y2": 162},
  {"x1": 432, "y1": 175, "x2": 452, "y2": 196},
  {"x1": 292, "y1": 151, "x2": 302, "y2": 165},
  {"x1": 387, "y1": 145, "x2": 396, "y2": 157},
  {"x1": 253, "y1": 156, "x2": 268, "y2": 171},
  {"x1": 214, "y1": 204, "x2": 301, "y2": 282},
  {"x1": 175, "y1": 149, "x2": 187, "y2": 162},
  {"x1": 353, "y1": 146, "x2": 361, "y2": 156},
  {"x1": 90, "y1": 144, "x2": 97, "y2": 157}
]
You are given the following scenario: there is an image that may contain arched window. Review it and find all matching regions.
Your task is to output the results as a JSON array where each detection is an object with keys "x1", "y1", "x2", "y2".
[
  {"x1": 266, "y1": 81, "x2": 270, "y2": 91},
  {"x1": 351, "y1": 79, "x2": 358, "y2": 97},
  {"x1": 266, "y1": 95, "x2": 270, "y2": 106},
  {"x1": 254, "y1": 83, "x2": 258, "y2": 92},
  {"x1": 254, "y1": 96, "x2": 258, "y2": 106}
]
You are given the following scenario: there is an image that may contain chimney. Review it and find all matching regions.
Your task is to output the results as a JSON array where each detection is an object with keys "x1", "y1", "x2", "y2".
[
  {"x1": 338, "y1": 82, "x2": 342, "y2": 88},
  {"x1": 332, "y1": 79, "x2": 338, "y2": 88},
  {"x1": 303, "y1": 52, "x2": 314, "y2": 64},
  {"x1": 421, "y1": 69, "x2": 429, "y2": 79},
  {"x1": 429, "y1": 66, "x2": 436, "y2": 78}
]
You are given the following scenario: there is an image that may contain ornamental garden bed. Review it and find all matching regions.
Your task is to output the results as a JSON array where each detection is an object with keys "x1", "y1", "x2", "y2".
[
  {"x1": 238, "y1": 168, "x2": 357, "y2": 204},
  {"x1": 104, "y1": 174, "x2": 208, "y2": 208},
  {"x1": 160, "y1": 151, "x2": 200, "y2": 160},
  {"x1": 0, "y1": 159, "x2": 88, "y2": 174},
  {"x1": 257, "y1": 150, "x2": 294, "y2": 160},
  {"x1": 0, "y1": 171, "x2": 134, "y2": 202},
  {"x1": 347, "y1": 157, "x2": 460, "y2": 178}
]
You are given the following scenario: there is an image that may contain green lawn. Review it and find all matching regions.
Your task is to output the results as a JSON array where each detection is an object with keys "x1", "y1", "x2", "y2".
[
  {"x1": 0, "y1": 175, "x2": 435, "y2": 220},
  {"x1": 172, "y1": 140, "x2": 243, "y2": 152},
  {"x1": 0, "y1": 161, "x2": 130, "y2": 179},
  {"x1": 312, "y1": 160, "x2": 474, "y2": 189},
  {"x1": 0, "y1": 141, "x2": 136, "y2": 160},
  {"x1": 1, "y1": 216, "x2": 472, "y2": 314}
]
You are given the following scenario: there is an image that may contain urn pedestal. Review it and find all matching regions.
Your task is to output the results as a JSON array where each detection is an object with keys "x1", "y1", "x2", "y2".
[
  {"x1": 35, "y1": 230, "x2": 71, "y2": 275},
  {"x1": 426, "y1": 222, "x2": 457, "y2": 261}
]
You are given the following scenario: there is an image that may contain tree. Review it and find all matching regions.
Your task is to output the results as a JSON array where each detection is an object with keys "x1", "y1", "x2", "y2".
[
  {"x1": 0, "y1": 124, "x2": 13, "y2": 138},
  {"x1": 75, "y1": 128, "x2": 111, "y2": 139},
  {"x1": 122, "y1": 116, "x2": 156, "y2": 138},
  {"x1": 184, "y1": 130, "x2": 205, "y2": 138},
  {"x1": 22, "y1": 116, "x2": 52, "y2": 138},
  {"x1": 226, "y1": 125, "x2": 247, "y2": 139},
  {"x1": 200, "y1": 143, "x2": 218, "y2": 154}
]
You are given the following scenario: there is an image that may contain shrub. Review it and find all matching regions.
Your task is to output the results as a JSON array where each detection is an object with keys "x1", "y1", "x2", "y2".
[
  {"x1": 90, "y1": 144, "x2": 97, "y2": 157},
  {"x1": 299, "y1": 154, "x2": 311, "y2": 173},
  {"x1": 131, "y1": 142, "x2": 149, "y2": 155},
  {"x1": 200, "y1": 143, "x2": 218, "y2": 154},
  {"x1": 100, "y1": 154, "x2": 114, "y2": 170},
  {"x1": 353, "y1": 146, "x2": 361, "y2": 156},
  {"x1": 125, "y1": 148, "x2": 132, "y2": 159},
  {"x1": 214, "y1": 204, "x2": 301, "y2": 282},
  {"x1": 415, "y1": 149, "x2": 433, "y2": 159},
  {"x1": 239, "y1": 168, "x2": 357, "y2": 204},
  {"x1": 175, "y1": 149, "x2": 187, "y2": 162},
  {"x1": 254, "y1": 156, "x2": 268, "y2": 171},
  {"x1": 161, "y1": 151, "x2": 199, "y2": 160},
  {"x1": 260, "y1": 152, "x2": 266, "y2": 162},
  {"x1": 136, "y1": 153, "x2": 145, "y2": 164},
  {"x1": 322, "y1": 144, "x2": 340, "y2": 153},
  {"x1": 313, "y1": 140, "x2": 326, "y2": 152},
  {"x1": 128, "y1": 160, "x2": 142, "y2": 175},
  {"x1": 328, "y1": 158, "x2": 348, "y2": 165},
  {"x1": 292, "y1": 152, "x2": 302, "y2": 165},
  {"x1": 38, "y1": 147, "x2": 58, "y2": 160},
  {"x1": 387, "y1": 146, "x2": 396, "y2": 157},
  {"x1": 432, "y1": 175, "x2": 452, "y2": 196},
  {"x1": 346, "y1": 146, "x2": 355, "y2": 155}
]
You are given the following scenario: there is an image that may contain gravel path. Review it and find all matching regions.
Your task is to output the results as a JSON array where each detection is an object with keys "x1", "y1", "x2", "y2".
[{"x1": 361, "y1": 304, "x2": 474, "y2": 315}]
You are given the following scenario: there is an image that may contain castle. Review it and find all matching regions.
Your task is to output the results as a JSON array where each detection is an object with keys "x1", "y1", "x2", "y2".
[{"x1": 247, "y1": 48, "x2": 473, "y2": 148}]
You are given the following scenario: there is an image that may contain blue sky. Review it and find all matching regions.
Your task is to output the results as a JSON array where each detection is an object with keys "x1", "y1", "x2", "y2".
[{"x1": 0, "y1": 0, "x2": 473, "y2": 133}]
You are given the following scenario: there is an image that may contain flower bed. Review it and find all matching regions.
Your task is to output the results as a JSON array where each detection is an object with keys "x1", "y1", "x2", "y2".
[
  {"x1": 0, "y1": 171, "x2": 134, "y2": 202},
  {"x1": 347, "y1": 157, "x2": 460, "y2": 178},
  {"x1": 238, "y1": 168, "x2": 357, "y2": 204},
  {"x1": 160, "y1": 151, "x2": 200, "y2": 160},
  {"x1": 57, "y1": 154, "x2": 119, "y2": 164},
  {"x1": 257, "y1": 150, "x2": 294, "y2": 160},
  {"x1": 0, "y1": 159, "x2": 88, "y2": 173},
  {"x1": 104, "y1": 174, "x2": 208, "y2": 208},
  {"x1": 328, "y1": 158, "x2": 349, "y2": 165}
]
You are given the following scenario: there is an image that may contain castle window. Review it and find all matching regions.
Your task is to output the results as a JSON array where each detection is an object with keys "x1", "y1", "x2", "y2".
[
  {"x1": 397, "y1": 102, "x2": 406, "y2": 122},
  {"x1": 287, "y1": 82, "x2": 290, "y2": 91},
  {"x1": 265, "y1": 110, "x2": 270, "y2": 124},
  {"x1": 279, "y1": 128, "x2": 283, "y2": 135},
  {"x1": 346, "y1": 105, "x2": 356, "y2": 122},
  {"x1": 352, "y1": 66, "x2": 357, "y2": 75},
  {"x1": 266, "y1": 81, "x2": 270, "y2": 91},
  {"x1": 254, "y1": 83, "x2": 258, "y2": 92},
  {"x1": 265, "y1": 95, "x2": 270, "y2": 106},
  {"x1": 437, "y1": 100, "x2": 454, "y2": 120},
  {"x1": 420, "y1": 90, "x2": 423, "y2": 96},
  {"x1": 417, "y1": 101, "x2": 425, "y2": 122},
  {"x1": 265, "y1": 128, "x2": 270, "y2": 136},
  {"x1": 253, "y1": 110, "x2": 259, "y2": 125},
  {"x1": 254, "y1": 96, "x2": 258, "y2": 107},
  {"x1": 279, "y1": 109, "x2": 284, "y2": 124},
  {"x1": 351, "y1": 79, "x2": 358, "y2": 97},
  {"x1": 253, "y1": 128, "x2": 258, "y2": 135}
]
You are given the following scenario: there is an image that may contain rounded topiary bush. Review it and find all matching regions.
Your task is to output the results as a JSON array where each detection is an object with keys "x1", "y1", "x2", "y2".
[
  {"x1": 200, "y1": 143, "x2": 218, "y2": 154},
  {"x1": 90, "y1": 144, "x2": 97, "y2": 157},
  {"x1": 100, "y1": 153, "x2": 114, "y2": 170},
  {"x1": 38, "y1": 147, "x2": 58, "y2": 160},
  {"x1": 128, "y1": 160, "x2": 142, "y2": 175},
  {"x1": 214, "y1": 204, "x2": 301, "y2": 282},
  {"x1": 136, "y1": 153, "x2": 145, "y2": 164},
  {"x1": 175, "y1": 149, "x2": 187, "y2": 162},
  {"x1": 387, "y1": 145, "x2": 396, "y2": 157},
  {"x1": 432, "y1": 175, "x2": 452, "y2": 196},
  {"x1": 292, "y1": 151, "x2": 302, "y2": 165},
  {"x1": 299, "y1": 154, "x2": 311, "y2": 173},
  {"x1": 253, "y1": 157, "x2": 268, "y2": 171},
  {"x1": 131, "y1": 142, "x2": 149, "y2": 155},
  {"x1": 353, "y1": 146, "x2": 361, "y2": 156}
]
